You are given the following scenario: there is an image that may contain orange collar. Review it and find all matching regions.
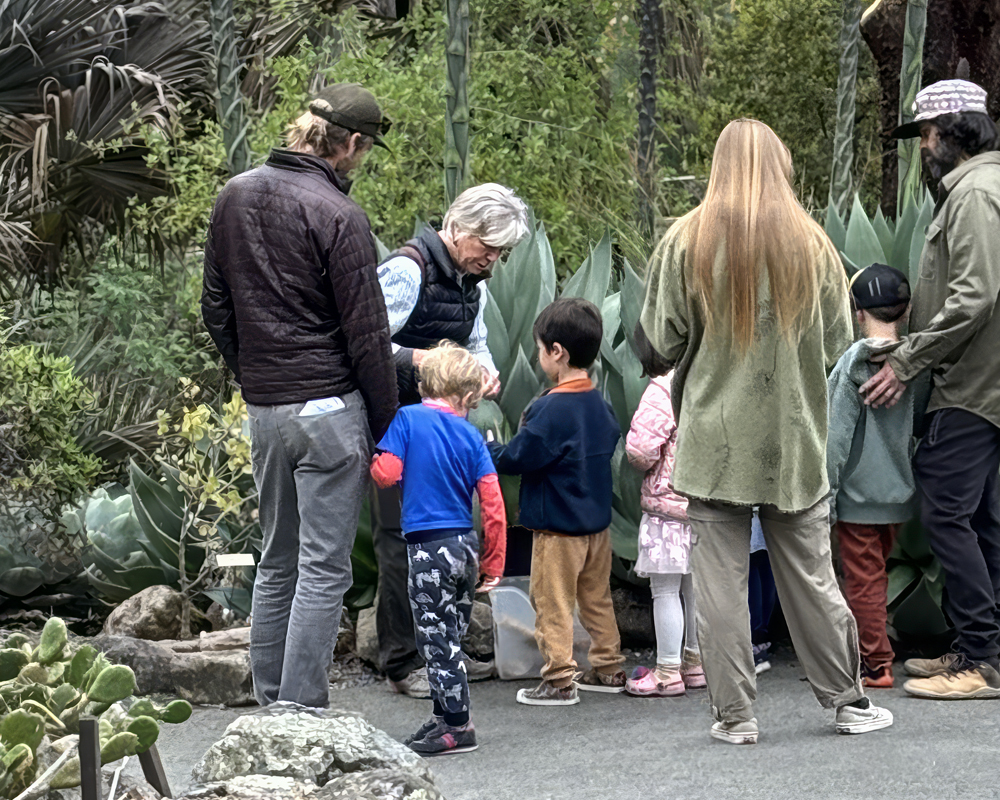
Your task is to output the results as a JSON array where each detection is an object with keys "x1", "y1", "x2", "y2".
[{"x1": 547, "y1": 377, "x2": 594, "y2": 394}]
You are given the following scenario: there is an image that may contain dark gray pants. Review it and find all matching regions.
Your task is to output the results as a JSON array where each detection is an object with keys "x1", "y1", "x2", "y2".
[
  {"x1": 914, "y1": 408, "x2": 1000, "y2": 665},
  {"x1": 247, "y1": 391, "x2": 371, "y2": 708},
  {"x1": 372, "y1": 485, "x2": 424, "y2": 681}
]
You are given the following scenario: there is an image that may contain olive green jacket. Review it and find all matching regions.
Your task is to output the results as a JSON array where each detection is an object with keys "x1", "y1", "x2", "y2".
[
  {"x1": 639, "y1": 217, "x2": 853, "y2": 512},
  {"x1": 888, "y1": 152, "x2": 1000, "y2": 429}
]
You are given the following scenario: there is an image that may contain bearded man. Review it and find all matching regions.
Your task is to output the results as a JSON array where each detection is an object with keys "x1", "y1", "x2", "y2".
[{"x1": 862, "y1": 79, "x2": 1000, "y2": 700}]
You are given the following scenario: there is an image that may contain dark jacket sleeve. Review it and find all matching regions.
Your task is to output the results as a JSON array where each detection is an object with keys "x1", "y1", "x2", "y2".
[
  {"x1": 328, "y1": 209, "x2": 399, "y2": 439},
  {"x1": 488, "y1": 402, "x2": 560, "y2": 475},
  {"x1": 201, "y1": 215, "x2": 241, "y2": 382},
  {"x1": 393, "y1": 348, "x2": 421, "y2": 405}
]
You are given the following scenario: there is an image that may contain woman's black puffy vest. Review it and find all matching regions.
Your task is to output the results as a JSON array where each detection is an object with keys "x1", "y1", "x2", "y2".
[{"x1": 390, "y1": 226, "x2": 485, "y2": 349}]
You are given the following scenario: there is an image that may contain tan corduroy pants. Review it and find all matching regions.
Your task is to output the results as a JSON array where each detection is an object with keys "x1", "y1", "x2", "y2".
[
  {"x1": 529, "y1": 530, "x2": 625, "y2": 688},
  {"x1": 687, "y1": 499, "x2": 865, "y2": 723}
]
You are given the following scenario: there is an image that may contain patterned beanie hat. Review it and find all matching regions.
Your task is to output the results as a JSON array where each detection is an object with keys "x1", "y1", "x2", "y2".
[{"x1": 892, "y1": 79, "x2": 989, "y2": 139}]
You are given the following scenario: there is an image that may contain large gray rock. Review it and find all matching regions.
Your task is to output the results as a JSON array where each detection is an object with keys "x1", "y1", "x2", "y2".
[
  {"x1": 199, "y1": 627, "x2": 251, "y2": 652},
  {"x1": 354, "y1": 607, "x2": 379, "y2": 666},
  {"x1": 317, "y1": 768, "x2": 444, "y2": 799},
  {"x1": 461, "y1": 601, "x2": 494, "y2": 658},
  {"x1": 191, "y1": 712, "x2": 434, "y2": 789},
  {"x1": 103, "y1": 585, "x2": 183, "y2": 640},
  {"x1": 93, "y1": 634, "x2": 254, "y2": 706},
  {"x1": 181, "y1": 775, "x2": 318, "y2": 799}
]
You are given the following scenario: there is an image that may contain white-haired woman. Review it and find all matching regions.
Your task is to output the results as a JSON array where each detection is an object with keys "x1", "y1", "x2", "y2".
[{"x1": 372, "y1": 183, "x2": 530, "y2": 697}]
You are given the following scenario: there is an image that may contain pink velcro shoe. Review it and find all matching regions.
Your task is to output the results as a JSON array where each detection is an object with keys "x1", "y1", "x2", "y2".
[
  {"x1": 681, "y1": 663, "x2": 707, "y2": 689},
  {"x1": 625, "y1": 666, "x2": 685, "y2": 697}
]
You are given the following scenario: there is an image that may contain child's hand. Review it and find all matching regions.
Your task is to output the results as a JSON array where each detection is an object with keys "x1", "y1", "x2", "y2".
[{"x1": 478, "y1": 575, "x2": 501, "y2": 593}]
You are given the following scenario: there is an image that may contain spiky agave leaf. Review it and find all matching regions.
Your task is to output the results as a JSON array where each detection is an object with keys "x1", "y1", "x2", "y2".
[
  {"x1": 210, "y1": 0, "x2": 251, "y2": 176},
  {"x1": 443, "y1": 0, "x2": 470, "y2": 205},
  {"x1": 897, "y1": 0, "x2": 927, "y2": 211},
  {"x1": 828, "y1": 0, "x2": 861, "y2": 215}
]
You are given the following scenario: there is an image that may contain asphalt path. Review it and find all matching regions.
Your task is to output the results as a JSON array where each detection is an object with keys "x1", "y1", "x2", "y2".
[{"x1": 142, "y1": 649, "x2": 1000, "y2": 800}]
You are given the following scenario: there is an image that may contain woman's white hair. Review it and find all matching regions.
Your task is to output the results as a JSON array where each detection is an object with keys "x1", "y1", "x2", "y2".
[{"x1": 442, "y1": 183, "x2": 530, "y2": 249}]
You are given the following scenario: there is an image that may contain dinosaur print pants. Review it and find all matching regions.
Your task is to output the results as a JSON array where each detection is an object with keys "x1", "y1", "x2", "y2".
[{"x1": 406, "y1": 530, "x2": 479, "y2": 721}]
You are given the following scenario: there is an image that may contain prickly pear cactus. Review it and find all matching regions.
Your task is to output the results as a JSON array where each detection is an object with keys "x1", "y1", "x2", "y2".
[{"x1": 0, "y1": 617, "x2": 193, "y2": 797}]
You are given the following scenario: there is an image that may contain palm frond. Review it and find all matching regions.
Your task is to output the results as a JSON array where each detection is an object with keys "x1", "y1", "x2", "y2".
[{"x1": 0, "y1": 0, "x2": 116, "y2": 114}]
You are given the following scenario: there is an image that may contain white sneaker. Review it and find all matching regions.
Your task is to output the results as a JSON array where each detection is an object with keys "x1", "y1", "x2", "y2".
[
  {"x1": 753, "y1": 643, "x2": 771, "y2": 675},
  {"x1": 835, "y1": 699, "x2": 893, "y2": 734},
  {"x1": 710, "y1": 718, "x2": 759, "y2": 745},
  {"x1": 388, "y1": 666, "x2": 431, "y2": 699}
]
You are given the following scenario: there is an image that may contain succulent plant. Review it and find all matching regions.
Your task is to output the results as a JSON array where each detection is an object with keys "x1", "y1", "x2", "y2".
[{"x1": 0, "y1": 617, "x2": 193, "y2": 796}]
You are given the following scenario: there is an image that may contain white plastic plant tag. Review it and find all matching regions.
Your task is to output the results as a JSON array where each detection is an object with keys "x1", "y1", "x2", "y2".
[
  {"x1": 216, "y1": 553, "x2": 256, "y2": 567},
  {"x1": 486, "y1": 430, "x2": 495, "y2": 442},
  {"x1": 299, "y1": 396, "x2": 346, "y2": 416}
]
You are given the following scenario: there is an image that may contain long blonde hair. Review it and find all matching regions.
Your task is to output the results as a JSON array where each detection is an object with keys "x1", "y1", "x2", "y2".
[{"x1": 683, "y1": 119, "x2": 837, "y2": 350}]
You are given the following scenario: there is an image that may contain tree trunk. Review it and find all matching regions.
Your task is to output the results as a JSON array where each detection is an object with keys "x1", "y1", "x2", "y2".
[{"x1": 861, "y1": 0, "x2": 1000, "y2": 216}]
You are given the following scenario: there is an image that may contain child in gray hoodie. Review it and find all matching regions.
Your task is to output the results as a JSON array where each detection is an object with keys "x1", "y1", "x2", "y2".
[{"x1": 827, "y1": 263, "x2": 923, "y2": 689}]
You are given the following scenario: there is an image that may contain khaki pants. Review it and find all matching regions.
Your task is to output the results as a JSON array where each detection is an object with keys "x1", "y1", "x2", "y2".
[
  {"x1": 688, "y1": 499, "x2": 864, "y2": 723},
  {"x1": 529, "y1": 530, "x2": 624, "y2": 687}
]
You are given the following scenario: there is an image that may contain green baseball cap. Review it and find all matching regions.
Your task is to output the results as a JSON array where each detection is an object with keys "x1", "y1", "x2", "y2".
[{"x1": 309, "y1": 83, "x2": 391, "y2": 149}]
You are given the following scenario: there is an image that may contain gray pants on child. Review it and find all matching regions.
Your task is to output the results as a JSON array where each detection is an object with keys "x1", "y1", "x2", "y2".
[
  {"x1": 247, "y1": 391, "x2": 372, "y2": 708},
  {"x1": 688, "y1": 498, "x2": 865, "y2": 724}
]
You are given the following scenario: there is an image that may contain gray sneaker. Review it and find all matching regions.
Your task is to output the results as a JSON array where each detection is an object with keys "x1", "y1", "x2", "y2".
[
  {"x1": 403, "y1": 715, "x2": 442, "y2": 746},
  {"x1": 710, "y1": 718, "x2": 759, "y2": 745},
  {"x1": 903, "y1": 653, "x2": 962, "y2": 678},
  {"x1": 516, "y1": 680, "x2": 580, "y2": 706},
  {"x1": 408, "y1": 720, "x2": 478, "y2": 756},
  {"x1": 835, "y1": 698, "x2": 893, "y2": 734},
  {"x1": 388, "y1": 666, "x2": 431, "y2": 699},
  {"x1": 574, "y1": 667, "x2": 626, "y2": 693}
]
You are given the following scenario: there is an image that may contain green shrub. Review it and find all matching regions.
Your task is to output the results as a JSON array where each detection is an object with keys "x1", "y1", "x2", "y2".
[{"x1": 0, "y1": 343, "x2": 101, "y2": 511}]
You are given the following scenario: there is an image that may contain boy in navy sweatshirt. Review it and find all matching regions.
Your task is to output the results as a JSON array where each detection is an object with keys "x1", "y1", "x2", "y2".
[{"x1": 490, "y1": 297, "x2": 625, "y2": 705}]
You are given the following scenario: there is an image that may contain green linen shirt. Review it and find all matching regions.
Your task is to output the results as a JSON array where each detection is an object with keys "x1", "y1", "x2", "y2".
[
  {"x1": 888, "y1": 152, "x2": 1000, "y2": 429},
  {"x1": 640, "y1": 217, "x2": 853, "y2": 512}
]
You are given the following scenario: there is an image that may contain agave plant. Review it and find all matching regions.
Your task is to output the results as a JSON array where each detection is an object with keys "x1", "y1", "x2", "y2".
[
  {"x1": 828, "y1": 0, "x2": 862, "y2": 215},
  {"x1": 443, "y1": 0, "x2": 471, "y2": 205},
  {"x1": 824, "y1": 190, "x2": 935, "y2": 284},
  {"x1": 896, "y1": 0, "x2": 928, "y2": 212},
  {"x1": 210, "y1": 0, "x2": 252, "y2": 176}
]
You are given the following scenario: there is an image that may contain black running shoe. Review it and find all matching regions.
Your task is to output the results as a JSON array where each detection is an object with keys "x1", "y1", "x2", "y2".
[
  {"x1": 403, "y1": 715, "x2": 442, "y2": 746},
  {"x1": 408, "y1": 720, "x2": 478, "y2": 756}
]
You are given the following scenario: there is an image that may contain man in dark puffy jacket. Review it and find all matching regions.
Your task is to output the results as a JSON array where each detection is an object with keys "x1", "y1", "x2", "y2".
[
  {"x1": 371, "y1": 184, "x2": 529, "y2": 697},
  {"x1": 202, "y1": 84, "x2": 397, "y2": 709}
]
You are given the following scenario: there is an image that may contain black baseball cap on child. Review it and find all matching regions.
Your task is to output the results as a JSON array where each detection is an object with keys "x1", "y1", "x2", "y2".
[{"x1": 849, "y1": 263, "x2": 911, "y2": 310}]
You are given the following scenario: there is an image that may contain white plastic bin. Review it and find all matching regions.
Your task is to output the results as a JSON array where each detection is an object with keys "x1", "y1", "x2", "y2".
[{"x1": 490, "y1": 576, "x2": 592, "y2": 680}]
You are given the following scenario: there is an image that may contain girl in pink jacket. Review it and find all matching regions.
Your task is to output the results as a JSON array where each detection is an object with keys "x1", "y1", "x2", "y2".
[{"x1": 624, "y1": 370, "x2": 704, "y2": 696}]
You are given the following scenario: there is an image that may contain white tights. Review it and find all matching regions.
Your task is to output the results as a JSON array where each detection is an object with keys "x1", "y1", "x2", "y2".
[{"x1": 649, "y1": 572, "x2": 698, "y2": 666}]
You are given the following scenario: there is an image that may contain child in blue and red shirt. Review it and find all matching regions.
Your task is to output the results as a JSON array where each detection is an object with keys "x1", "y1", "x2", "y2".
[{"x1": 370, "y1": 342, "x2": 506, "y2": 756}]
